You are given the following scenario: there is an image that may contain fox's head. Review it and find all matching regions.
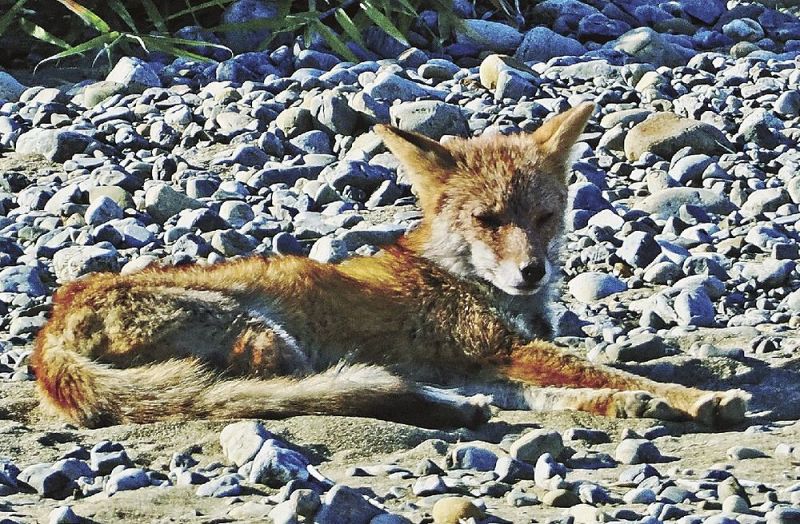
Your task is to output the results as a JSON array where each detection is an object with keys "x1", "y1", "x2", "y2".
[{"x1": 376, "y1": 102, "x2": 593, "y2": 296}]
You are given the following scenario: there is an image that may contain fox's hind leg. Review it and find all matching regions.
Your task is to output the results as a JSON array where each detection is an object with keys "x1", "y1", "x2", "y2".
[{"x1": 489, "y1": 341, "x2": 748, "y2": 427}]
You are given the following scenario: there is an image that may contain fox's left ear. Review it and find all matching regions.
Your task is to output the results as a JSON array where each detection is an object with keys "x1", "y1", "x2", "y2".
[
  {"x1": 532, "y1": 102, "x2": 595, "y2": 168},
  {"x1": 374, "y1": 125, "x2": 456, "y2": 212}
]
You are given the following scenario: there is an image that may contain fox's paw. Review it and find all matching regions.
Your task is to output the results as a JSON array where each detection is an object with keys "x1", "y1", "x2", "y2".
[
  {"x1": 691, "y1": 390, "x2": 749, "y2": 427},
  {"x1": 610, "y1": 391, "x2": 687, "y2": 421}
]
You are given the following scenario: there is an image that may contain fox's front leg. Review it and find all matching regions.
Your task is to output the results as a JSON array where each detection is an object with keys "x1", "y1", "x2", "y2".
[{"x1": 490, "y1": 341, "x2": 748, "y2": 427}]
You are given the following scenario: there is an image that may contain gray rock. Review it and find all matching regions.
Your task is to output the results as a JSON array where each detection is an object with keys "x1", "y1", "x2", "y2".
[
  {"x1": 18, "y1": 463, "x2": 71, "y2": 498},
  {"x1": 0, "y1": 266, "x2": 46, "y2": 297},
  {"x1": 220, "y1": 0, "x2": 278, "y2": 53},
  {"x1": 674, "y1": 288, "x2": 715, "y2": 327},
  {"x1": 606, "y1": 334, "x2": 668, "y2": 363},
  {"x1": 636, "y1": 187, "x2": 736, "y2": 218},
  {"x1": 569, "y1": 182, "x2": 611, "y2": 212},
  {"x1": 722, "y1": 19, "x2": 764, "y2": 41},
  {"x1": 53, "y1": 245, "x2": 119, "y2": 282},
  {"x1": 106, "y1": 57, "x2": 161, "y2": 91},
  {"x1": 311, "y1": 91, "x2": 360, "y2": 136},
  {"x1": 449, "y1": 445, "x2": 498, "y2": 471},
  {"x1": 515, "y1": 27, "x2": 587, "y2": 63},
  {"x1": 615, "y1": 439, "x2": 664, "y2": 464},
  {"x1": 220, "y1": 420, "x2": 271, "y2": 467},
  {"x1": 669, "y1": 155, "x2": 714, "y2": 185},
  {"x1": 727, "y1": 446, "x2": 768, "y2": 460},
  {"x1": 741, "y1": 188, "x2": 790, "y2": 217},
  {"x1": 145, "y1": 184, "x2": 203, "y2": 224},
  {"x1": 495, "y1": 70, "x2": 537, "y2": 101},
  {"x1": 412, "y1": 474, "x2": 448, "y2": 496},
  {"x1": 85, "y1": 196, "x2": 123, "y2": 225},
  {"x1": 316, "y1": 484, "x2": 383, "y2": 524},
  {"x1": 617, "y1": 232, "x2": 661, "y2": 268},
  {"x1": 455, "y1": 19, "x2": 523, "y2": 52},
  {"x1": 48, "y1": 506, "x2": 81, "y2": 524},
  {"x1": 624, "y1": 112, "x2": 734, "y2": 161},
  {"x1": 0, "y1": 71, "x2": 26, "y2": 102},
  {"x1": 364, "y1": 72, "x2": 446, "y2": 102},
  {"x1": 196, "y1": 473, "x2": 243, "y2": 497},
  {"x1": 51, "y1": 459, "x2": 93, "y2": 481},
  {"x1": 105, "y1": 468, "x2": 150, "y2": 494},
  {"x1": 610, "y1": 28, "x2": 688, "y2": 68},
  {"x1": 742, "y1": 259, "x2": 795, "y2": 288},
  {"x1": 568, "y1": 272, "x2": 626, "y2": 303},
  {"x1": 16, "y1": 129, "x2": 95, "y2": 162},
  {"x1": 339, "y1": 224, "x2": 405, "y2": 251},
  {"x1": 309, "y1": 237, "x2": 348, "y2": 264},
  {"x1": 534, "y1": 453, "x2": 567, "y2": 489},
  {"x1": 290, "y1": 130, "x2": 331, "y2": 155},
  {"x1": 510, "y1": 429, "x2": 564, "y2": 463},
  {"x1": 249, "y1": 440, "x2": 309, "y2": 487},
  {"x1": 389, "y1": 101, "x2": 468, "y2": 140},
  {"x1": 679, "y1": 0, "x2": 725, "y2": 23},
  {"x1": 623, "y1": 487, "x2": 657, "y2": 504}
]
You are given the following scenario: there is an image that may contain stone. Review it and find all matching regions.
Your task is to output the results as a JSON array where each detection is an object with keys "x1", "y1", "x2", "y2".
[
  {"x1": 624, "y1": 113, "x2": 734, "y2": 161},
  {"x1": 515, "y1": 27, "x2": 586, "y2": 63},
  {"x1": 0, "y1": 266, "x2": 46, "y2": 297},
  {"x1": 455, "y1": 19, "x2": 523, "y2": 52},
  {"x1": 315, "y1": 484, "x2": 382, "y2": 524},
  {"x1": 52, "y1": 245, "x2": 120, "y2": 282},
  {"x1": 364, "y1": 72, "x2": 445, "y2": 102},
  {"x1": 145, "y1": 184, "x2": 203, "y2": 224},
  {"x1": 220, "y1": 421, "x2": 271, "y2": 467},
  {"x1": 722, "y1": 495, "x2": 750, "y2": 513},
  {"x1": 636, "y1": 188, "x2": 736, "y2": 218},
  {"x1": 727, "y1": 446, "x2": 768, "y2": 460},
  {"x1": 249, "y1": 440, "x2": 310, "y2": 487},
  {"x1": 615, "y1": 439, "x2": 663, "y2": 464},
  {"x1": 18, "y1": 464, "x2": 71, "y2": 498},
  {"x1": 106, "y1": 57, "x2": 161, "y2": 91},
  {"x1": 390, "y1": 101, "x2": 468, "y2": 139},
  {"x1": 15, "y1": 129, "x2": 96, "y2": 162},
  {"x1": 741, "y1": 188, "x2": 789, "y2": 217},
  {"x1": 0, "y1": 71, "x2": 26, "y2": 102},
  {"x1": 568, "y1": 272, "x2": 627, "y2": 303},
  {"x1": 221, "y1": 0, "x2": 279, "y2": 53},
  {"x1": 432, "y1": 497, "x2": 484, "y2": 524},
  {"x1": 723, "y1": 18, "x2": 764, "y2": 41},
  {"x1": 611, "y1": 28, "x2": 688, "y2": 68},
  {"x1": 542, "y1": 488, "x2": 580, "y2": 508},
  {"x1": 196, "y1": 473, "x2": 243, "y2": 497},
  {"x1": 312, "y1": 91, "x2": 359, "y2": 136},
  {"x1": 48, "y1": 506, "x2": 81, "y2": 524},
  {"x1": 479, "y1": 54, "x2": 536, "y2": 90},
  {"x1": 674, "y1": 288, "x2": 715, "y2": 327},
  {"x1": 85, "y1": 196, "x2": 123, "y2": 225},
  {"x1": 680, "y1": 0, "x2": 725, "y2": 23},
  {"x1": 449, "y1": 446, "x2": 498, "y2": 471},
  {"x1": 510, "y1": 429, "x2": 564, "y2": 463},
  {"x1": 412, "y1": 474, "x2": 448, "y2": 496},
  {"x1": 606, "y1": 334, "x2": 668, "y2": 363},
  {"x1": 617, "y1": 232, "x2": 661, "y2": 268},
  {"x1": 105, "y1": 468, "x2": 150, "y2": 494}
]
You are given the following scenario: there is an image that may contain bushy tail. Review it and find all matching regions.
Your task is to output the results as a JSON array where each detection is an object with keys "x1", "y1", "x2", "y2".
[{"x1": 33, "y1": 339, "x2": 490, "y2": 429}]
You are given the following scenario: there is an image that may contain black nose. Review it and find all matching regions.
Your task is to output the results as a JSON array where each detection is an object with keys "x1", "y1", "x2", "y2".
[{"x1": 521, "y1": 262, "x2": 546, "y2": 286}]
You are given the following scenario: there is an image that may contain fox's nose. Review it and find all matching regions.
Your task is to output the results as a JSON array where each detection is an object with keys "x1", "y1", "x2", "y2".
[{"x1": 520, "y1": 261, "x2": 547, "y2": 286}]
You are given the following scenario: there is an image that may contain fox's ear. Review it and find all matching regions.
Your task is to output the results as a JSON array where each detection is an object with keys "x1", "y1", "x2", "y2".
[
  {"x1": 374, "y1": 125, "x2": 455, "y2": 210},
  {"x1": 532, "y1": 102, "x2": 595, "y2": 167}
]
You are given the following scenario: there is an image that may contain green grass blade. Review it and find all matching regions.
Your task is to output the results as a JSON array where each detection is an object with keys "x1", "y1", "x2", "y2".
[
  {"x1": 334, "y1": 8, "x2": 364, "y2": 46},
  {"x1": 35, "y1": 31, "x2": 120, "y2": 70},
  {"x1": 360, "y1": 0, "x2": 409, "y2": 46},
  {"x1": 19, "y1": 17, "x2": 70, "y2": 49},
  {"x1": 0, "y1": 0, "x2": 28, "y2": 38},
  {"x1": 107, "y1": 0, "x2": 138, "y2": 32},
  {"x1": 166, "y1": 0, "x2": 232, "y2": 22},
  {"x1": 55, "y1": 0, "x2": 111, "y2": 33},
  {"x1": 140, "y1": 34, "x2": 232, "y2": 59},
  {"x1": 313, "y1": 20, "x2": 358, "y2": 62},
  {"x1": 139, "y1": 0, "x2": 168, "y2": 33}
]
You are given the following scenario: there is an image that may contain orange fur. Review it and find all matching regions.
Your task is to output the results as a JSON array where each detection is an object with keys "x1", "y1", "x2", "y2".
[{"x1": 31, "y1": 103, "x2": 748, "y2": 429}]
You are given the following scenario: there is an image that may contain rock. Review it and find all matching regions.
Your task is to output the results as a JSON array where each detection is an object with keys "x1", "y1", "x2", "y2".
[
  {"x1": 674, "y1": 288, "x2": 715, "y2": 327},
  {"x1": 249, "y1": 440, "x2": 310, "y2": 487},
  {"x1": 606, "y1": 334, "x2": 668, "y2": 362},
  {"x1": 455, "y1": 19, "x2": 523, "y2": 52},
  {"x1": 534, "y1": 453, "x2": 567, "y2": 489},
  {"x1": 412, "y1": 474, "x2": 448, "y2": 496},
  {"x1": 669, "y1": 154, "x2": 714, "y2": 185},
  {"x1": 741, "y1": 188, "x2": 789, "y2": 217},
  {"x1": 432, "y1": 497, "x2": 484, "y2": 524},
  {"x1": 722, "y1": 495, "x2": 750, "y2": 513},
  {"x1": 15, "y1": 129, "x2": 96, "y2": 162},
  {"x1": 221, "y1": 0, "x2": 278, "y2": 53},
  {"x1": 742, "y1": 259, "x2": 795, "y2": 288},
  {"x1": 0, "y1": 71, "x2": 26, "y2": 102},
  {"x1": 449, "y1": 445, "x2": 498, "y2": 471},
  {"x1": 615, "y1": 439, "x2": 664, "y2": 464},
  {"x1": 364, "y1": 72, "x2": 445, "y2": 102},
  {"x1": 85, "y1": 196, "x2": 123, "y2": 225},
  {"x1": 105, "y1": 468, "x2": 150, "y2": 494},
  {"x1": 494, "y1": 456, "x2": 534, "y2": 483},
  {"x1": 542, "y1": 488, "x2": 580, "y2": 508},
  {"x1": 510, "y1": 429, "x2": 564, "y2": 463},
  {"x1": 18, "y1": 464, "x2": 71, "y2": 499},
  {"x1": 624, "y1": 113, "x2": 734, "y2": 161},
  {"x1": 680, "y1": 0, "x2": 725, "y2": 24},
  {"x1": 106, "y1": 57, "x2": 161, "y2": 91},
  {"x1": 617, "y1": 232, "x2": 661, "y2": 268},
  {"x1": 52, "y1": 245, "x2": 120, "y2": 282},
  {"x1": 145, "y1": 184, "x2": 203, "y2": 224},
  {"x1": 479, "y1": 54, "x2": 536, "y2": 90},
  {"x1": 196, "y1": 473, "x2": 243, "y2": 497},
  {"x1": 390, "y1": 101, "x2": 468, "y2": 140},
  {"x1": 220, "y1": 421, "x2": 271, "y2": 467},
  {"x1": 623, "y1": 487, "x2": 657, "y2": 504},
  {"x1": 568, "y1": 272, "x2": 627, "y2": 303},
  {"x1": 48, "y1": 506, "x2": 81, "y2": 524},
  {"x1": 727, "y1": 446, "x2": 768, "y2": 460},
  {"x1": 312, "y1": 91, "x2": 359, "y2": 136},
  {"x1": 515, "y1": 27, "x2": 587, "y2": 63},
  {"x1": 0, "y1": 266, "x2": 46, "y2": 296},
  {"x1": 723, "y1": 18, "x2": 764, "y2": 41},
  {"x1": 610, "y1": 28, "x2": 688, "y2": 68},
  {"x1": 315, "y1": 484, "x2": 383, "y2": 524},
  {"x1": 636, "y1": 187, "x2": 736, "y2": 218}
]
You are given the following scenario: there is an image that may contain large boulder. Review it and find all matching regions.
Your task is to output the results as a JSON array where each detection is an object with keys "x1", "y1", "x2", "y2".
[{"x1": 624, "y1": 112, "x2": 733, "y2": 161}]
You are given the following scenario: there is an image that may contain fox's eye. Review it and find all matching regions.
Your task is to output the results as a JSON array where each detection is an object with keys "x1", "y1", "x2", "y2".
[
  {"x1": 536, "y1": 212, "x2": 555, "y2": 225},
  {"x1": 475, "y1": 212, "x2": 503, "y2": 229}
]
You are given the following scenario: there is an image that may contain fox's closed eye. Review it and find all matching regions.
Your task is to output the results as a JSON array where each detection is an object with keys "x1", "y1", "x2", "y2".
[
  {"x1": 536, "y1": 212, "x2": 555, "y2": 225},
  {"x1": 474, "y1": 212, "x2": 503, "y2": 229}
]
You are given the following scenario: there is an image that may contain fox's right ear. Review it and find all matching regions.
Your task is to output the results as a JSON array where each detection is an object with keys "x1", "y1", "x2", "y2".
[{"x1": 374, "y1": 125, "x2": 455, "y2": 211}]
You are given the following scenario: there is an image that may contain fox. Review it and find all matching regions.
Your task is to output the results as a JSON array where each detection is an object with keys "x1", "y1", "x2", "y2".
[{"x1": 31, "y1": 102, "x2": 748, "y2": 430}]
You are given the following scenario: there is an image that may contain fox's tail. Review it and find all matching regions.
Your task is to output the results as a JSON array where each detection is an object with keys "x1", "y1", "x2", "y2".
[{"x1": 32, "y1": 338, "x2": 491, "y2": 429}]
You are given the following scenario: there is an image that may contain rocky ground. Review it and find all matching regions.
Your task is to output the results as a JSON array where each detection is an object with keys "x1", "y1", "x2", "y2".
[{"x1": 3, "y1": 0, "x2": 800, "y2": 522}]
